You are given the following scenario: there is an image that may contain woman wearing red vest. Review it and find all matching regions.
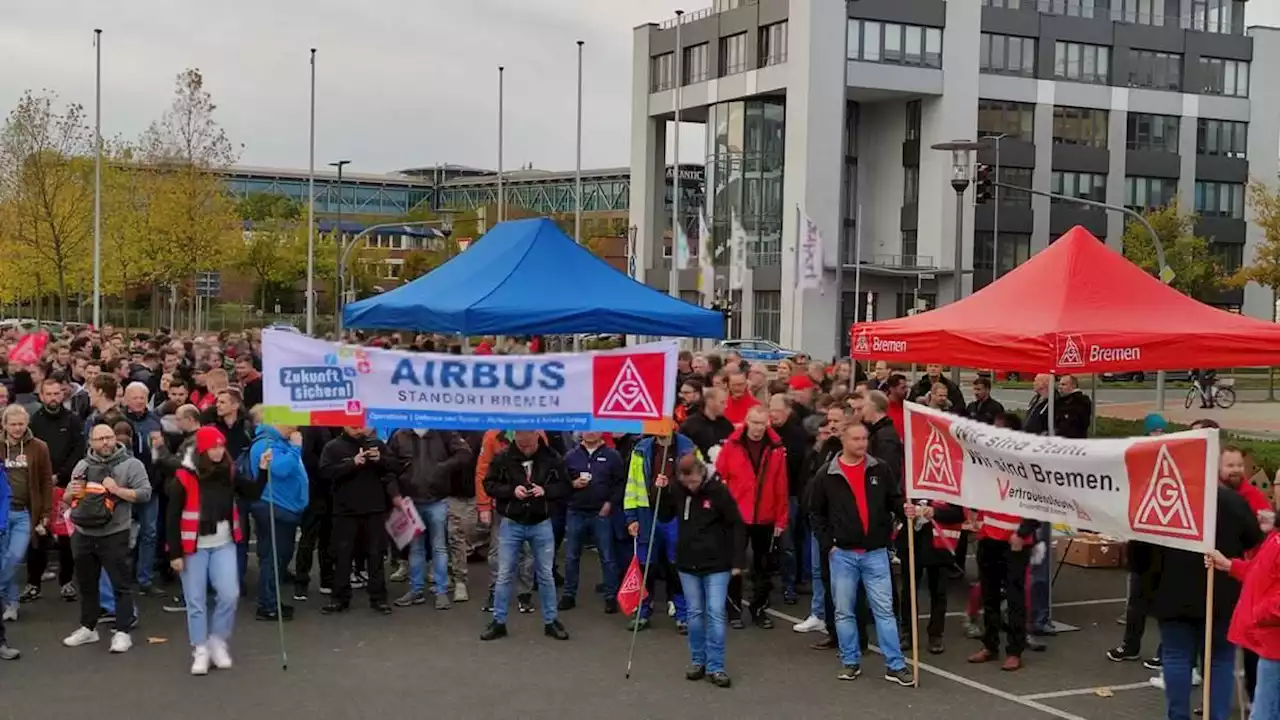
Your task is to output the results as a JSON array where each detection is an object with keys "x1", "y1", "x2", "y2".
[{"x1": 165, "y1": 426, "x2": 269, "y2": 676}]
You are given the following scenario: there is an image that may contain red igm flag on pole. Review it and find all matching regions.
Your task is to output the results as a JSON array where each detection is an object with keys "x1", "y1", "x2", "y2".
[
  {"x1": 617, "y1": 554, "x2": 648, "y2": 618},
  {"x1": 10, "y1": 332, "x2": 48, "y2": 366}
]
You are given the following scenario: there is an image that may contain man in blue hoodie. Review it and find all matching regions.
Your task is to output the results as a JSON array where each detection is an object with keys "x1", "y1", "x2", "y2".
[
  {"x1": 622, "y1": 430, "x2": 699, "y2": 632},
  {"x1": 123, "y1": 382, "x2": 164, "y2": 594},
  {"x1": 248, "y1": 424, "x2": 309, "y2": 622},
  {"x1": 560, "y1": 432, "x2": 625, "y2": 614}
]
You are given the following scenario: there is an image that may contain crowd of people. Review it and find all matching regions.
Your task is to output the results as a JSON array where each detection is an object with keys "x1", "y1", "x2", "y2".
[{"x1": 0, "y1": 327, "x2": 1276, "y2": 718}]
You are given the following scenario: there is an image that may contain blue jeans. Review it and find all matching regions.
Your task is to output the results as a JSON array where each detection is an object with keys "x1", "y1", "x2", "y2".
[
  {"x1": 563, "y1": 508, "x2": 618, "y2": 601},
  {"x1": 408, "y1": 500, "x2": 449, "y2": 596},
  {"x1": 250, "y1": 501, "x2": 301, "y2": 613},
  {"x1": 133, "y1": 494, "x2": 159, "y2": 588},
  {"x1": 1158, "y1": 617, "x2": 1235, "y2": 720},
  {"x1": 680, "y1": 571, "x2": 730, "y2": 673},
  {"x1": 493, "y1": 519, "x2": 557, "y2": 625},
  {"x1": 809, "y1": 534, "x2": 826, "y2": 619},
  {"x1": 1029, "y1": 525, "x2": 1052, "y2": 631},
  {"x1": 830, "y1": 548, "x2": 905, "y2": 670},
  {"x1": 1255, "y1": 657, "x2": 1280, "y2": 720},
  {"x1": 781, "y1": 497, "x2": 810, "y2": 594},
  {"x1": 0, "y1": 509, "x2": 31, "y2": 607},
  {"x1": 178, "y1": 542, "x2": 239, "y2": 646}
]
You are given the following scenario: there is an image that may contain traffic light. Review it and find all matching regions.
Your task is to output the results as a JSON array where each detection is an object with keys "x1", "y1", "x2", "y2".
[{"x1": 974, "y1": 163, "x2": 994, "y2": 204}]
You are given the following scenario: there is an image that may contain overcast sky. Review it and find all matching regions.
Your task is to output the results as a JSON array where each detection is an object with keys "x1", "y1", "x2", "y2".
[{"x1": 3, "y1": 1, "x2": 1279, "y2": 176}]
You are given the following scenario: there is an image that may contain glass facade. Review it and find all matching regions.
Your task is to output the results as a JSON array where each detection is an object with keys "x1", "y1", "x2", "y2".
[
  {"x1": 222, "y1": 175, "x2": 432, "y2": 216},
  {"x1": 706, "y1": 99, "x2": 785, "y2": 271}
]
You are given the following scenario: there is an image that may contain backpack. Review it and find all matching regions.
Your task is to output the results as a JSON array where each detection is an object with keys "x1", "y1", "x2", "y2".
[
  {"x1": 235, "y1": 447, "x2": 253, "y2": 482},
  {"x1": 70, "y1": 485, "x2": 117, "y2": 529}
]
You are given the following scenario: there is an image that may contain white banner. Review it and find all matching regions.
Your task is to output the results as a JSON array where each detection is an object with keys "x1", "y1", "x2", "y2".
[
  {"x1": 903, "y1": 403, "x2": 1219, "y2": 553},
  {"x1": 728, "y1": 210, "x2": 746, "y2": 291},
  {"x1": 262, "y1": 330, "x2": 679, "y2": 433},
  {"x1": 675, "y1": 221, "x2": 691, "y2": 271},
  {"x1": 697, "y1": 210, "x2": 714, "y2": 296},
  {"x1": 797, "y1": 206, "x2": 822, "y2": 291}
]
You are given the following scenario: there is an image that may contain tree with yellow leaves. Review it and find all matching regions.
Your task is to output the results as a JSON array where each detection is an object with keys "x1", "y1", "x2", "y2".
[
  {"x1": 1233, "y1": 182, "x2": 1280, "y2": 317},
  {"x1": 0, "y1": 90, "x2": 95, "y2": 320}
]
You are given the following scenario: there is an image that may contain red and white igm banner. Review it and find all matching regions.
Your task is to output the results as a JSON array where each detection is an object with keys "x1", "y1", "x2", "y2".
[{"x1": 903, "y1": 403, "x2": 1220, "y2": 553}]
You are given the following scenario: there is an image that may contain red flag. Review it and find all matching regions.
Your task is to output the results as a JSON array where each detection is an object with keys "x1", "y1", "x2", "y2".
[
  {"x1": 10, "y1": 332, "x2": 48, "y2": 366},
  {"x1": 617, "y1": 554, "x2": 648, "y2": 617}
]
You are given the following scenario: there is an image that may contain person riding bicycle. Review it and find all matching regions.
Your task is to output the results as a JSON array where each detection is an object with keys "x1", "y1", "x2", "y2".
[{"x1": 1192, "y1": 369, "x2": 1217, "y2": 409}]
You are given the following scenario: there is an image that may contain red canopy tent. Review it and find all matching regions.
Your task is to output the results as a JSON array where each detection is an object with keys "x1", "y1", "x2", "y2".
[{"x1": 849, "y1": 226, "x2": 1280, "y2": 373}]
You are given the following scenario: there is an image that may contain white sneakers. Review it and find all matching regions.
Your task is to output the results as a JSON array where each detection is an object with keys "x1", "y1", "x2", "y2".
[
  {"x1": 1, "y1": 605, "x2": 16, "y2": 622},
  {"x1": 793, "y1": 615, "x2": 825, "y2": 633},
  {"x1": 1148, "y1": 668, "x2": 1202, "y2": 690},
  {"x1": 109, "y1": 631, "x2": 132, "y2": 653},
  {"x1": 63, "y1": 627, "x2": 100, "y2": 647},
  {"x1": 453, "y1": 582, "x2": 469, "y2": 603},
  {"x1": 191, "y1": 645, "x2": 211, "y2": 676},
  {"x1": 207, "y1": 636, "x2": 233, "y2": 670}
]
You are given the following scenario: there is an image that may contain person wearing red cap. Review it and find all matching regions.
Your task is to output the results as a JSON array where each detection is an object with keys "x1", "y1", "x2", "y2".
[
  {"x1": 723, "y1": 372, "x2": 760, "y2": 427},
  {"x1": 165, "y1": 426, "x2": 271, "y2": 675}
]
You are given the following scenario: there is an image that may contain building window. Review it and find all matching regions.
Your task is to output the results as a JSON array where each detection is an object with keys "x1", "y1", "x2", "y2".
[
  {"x1": 1125, "y1": 176, "x2": 1178, "y2": 210},
  {"x1": 1050, "y1": 171, "x2": 1108, "y2": 203},
  {"x1": 719, "y1": 32, "x2": 748, "y2": 76},
  {"x1": 980, "y1": 33, "x2": 1036, "y2": 77},
  {"x1": 759, "y1": 22, "x2": 788, "y2": 67},
  {"x1": 901, "y1": 231, "x2": 919, "y2": 266},
  {"x1": 1192, "y1": 0, "x2": 1245, "y2": 34},
  {"x1": 1044, "y1": 0, "x2": 1109, "y2": 19},
  {"x1": 1198, "y1": 58, "x2": 1249, "y2": 97},
  {"x1": 650, "y1": 53, "x2": 674, "y2": 92},
  {"x1": 752, "y1": 291, "x2": 782, "y2": 344},
  {"x1": 973, "y1": 233, "x2": 1032, "y2": 291},
  {"x1": 903, "y1": 166, "x2": 920, "y2": 204},
  {"x1": 1126, "y1": 113, "x2": 1180, "y2": 153},
  {"x1": 1212, "y1": 242, "x2": 1244, "y2": 273},
  {"x1": 848, "y1": 19, "x2": 942, "y2": 68},
  {"x1": 1195, "y1": 181, "x2": 1245, "y2": 219},
  {"x1": 982, "y1": 0, "x2": 1022, "y2": 7},
  {"x1": 1117, "y1": 0, "x2": 1163, "y2": 25},
  {"x1": 997, "y1": 167, "x2": 1034, "y2": 206},
  {"x1": 1197, "y1": 119, "x2": 1247, "y2": 159},
  {"x1": 978, "y1": 99, "x2": 1035, "y2": 142},
  {"x1": 905, "y1": 100, "x2": 922, "y2": 141},
  {"x1": 683, "y1": 43, "x2": 710, "y2": 84},
  {"x1": 1127, "y1": 50, "x2": 1182, "y2": 91},
  {"x1": 1052, "y1": 106, "x2": 1109, "y2": 148},
  {"x1": 1054, "y1": 42, "x2": 1110, "y2": 84}
]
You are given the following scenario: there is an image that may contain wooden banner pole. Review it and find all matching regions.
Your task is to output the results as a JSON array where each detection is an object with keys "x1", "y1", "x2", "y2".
[
  {"x1": 907, "y1": 514, "x2": 921, "y2": 688},
  {"x1": 1201, "y1": 566, "x2": 1215, "y2": 715}
]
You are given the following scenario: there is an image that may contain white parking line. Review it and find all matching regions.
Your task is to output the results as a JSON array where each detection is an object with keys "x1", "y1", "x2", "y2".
[
  {"x1": 1019, "y1": 682, "x2": 1154, "y2": 701},
  {"x1": 763, "y1": 607, "x2": 1090, "y2": 720}
]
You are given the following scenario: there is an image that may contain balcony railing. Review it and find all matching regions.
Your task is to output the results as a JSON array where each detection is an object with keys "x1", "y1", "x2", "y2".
[
  {"x1": 659, "y1": 0, "x2": 758, "y2": 29},
  {"x1": 870, "y1": 253, "x2": 936, "y2": 269}
]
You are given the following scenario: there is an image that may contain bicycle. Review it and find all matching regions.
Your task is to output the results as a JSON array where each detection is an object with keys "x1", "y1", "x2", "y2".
[{"x1": 1184, "y1": 380, "x2": 1237, "y2": 410}]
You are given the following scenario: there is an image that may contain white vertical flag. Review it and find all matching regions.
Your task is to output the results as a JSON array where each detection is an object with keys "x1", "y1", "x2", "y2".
[
  {"x1": 675, "y1": 221, "x2": 691, "y2": 271},
  {"x1": 797, "y1": 206, "x2": 823, "y2": 291},
  {"x1": 729, "y1": 209, "x2": 747, "y2": 290},
  {"x1": 697, "y1": 210, "x2": 713, "y2": 294}
]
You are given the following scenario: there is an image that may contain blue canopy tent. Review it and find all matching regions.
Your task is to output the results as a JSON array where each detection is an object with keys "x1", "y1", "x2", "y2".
[{"x1": 342, "y1": 217, "x2": 725, "y2": 338}]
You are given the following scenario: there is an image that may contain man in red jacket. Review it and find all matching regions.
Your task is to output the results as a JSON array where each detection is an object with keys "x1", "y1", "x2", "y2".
[
  {"x1": 715, "y1": 406, "x2": 788, "y2": 630},
  {"x1": 723, "y1": 372, "x2": 760, "y2": 426}
]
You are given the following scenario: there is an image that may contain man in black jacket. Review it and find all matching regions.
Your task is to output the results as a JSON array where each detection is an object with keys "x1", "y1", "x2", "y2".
[
  {"x1": 770, "y1": 393, "x2": 812, "y2": 604},
  {"x1": 911, "y1": 364, "x2": 965, "y2": 414},
  {"x1": 863, "y1": 391, "x2": 904, "y2": 483},
  {"x1": 1055, "y1": 375, "x2": 1092, "y2": 439},
  {"x1": 293, "y1": 426, "x2": 339, "y2": 601},
  {"x1": 1023, "y1": 374, "x2": 1053, "y2": 436},
  {"x1": 680, "y1": 387, "x2": 734, "y2": 459},
  {"x1": 319, "y1": 427, "x2": 407, "y2": 615},
  {"x1": 387, "y1": 428, "x2": 472, "y2": 610},
  {"x1": 966, "y1": 377, "x2": 1005, "y2": 425},
  {"x1": 24, "y1": 377, "x2": 84, "y2": 600},
  {"x1": 809, "y1": 421, "x2": 913, "y2": 685},
  {"x1": 480, "y1": 430, "x2": 571, "y2": 641}
]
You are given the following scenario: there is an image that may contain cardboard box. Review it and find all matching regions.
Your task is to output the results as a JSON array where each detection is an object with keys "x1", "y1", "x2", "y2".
[{"x1": 1053, "y1": 535, "x2": 1124, "y2": 569}]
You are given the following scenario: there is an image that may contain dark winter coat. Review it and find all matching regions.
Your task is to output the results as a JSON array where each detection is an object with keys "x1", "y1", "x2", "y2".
[
  {"x1": 482, "y1": 441, "x2": 571, "y2": 526},
  {"x1": 319, "y1": 432, "x2": 402, "y2": 517},
  {"x1": 387, "y1": 430, "x2": 473, "y2": 504}
]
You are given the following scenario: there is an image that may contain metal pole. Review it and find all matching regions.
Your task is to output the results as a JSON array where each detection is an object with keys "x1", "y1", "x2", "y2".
[
  {"x1": 92, "y1": 29, "x2": 102, "y2": 328},
  {"x1": 992, "y1": 138, "x2": 1001, "y2": 284},
  {"x1": 330, "y1": 160, "x2": 350, "y2": 325},
  {"x1": 669, "y1": 10, "x2": 684, "y2": 302},
  {"x1": 498, "y1": 66, "x2": 505, "y2": 223},
  {"x1": 306, "y1": 48, "x2": 316, "y2": 336},
  {"x1": 336, "y1": 220, "x2": 451, "y2": 336},
  {"x1": 573, "y1": 41, "x2": 584, "y2": 354},
  {"x1": 951, "y1": 188, "x2": 964, "y2": 385}
]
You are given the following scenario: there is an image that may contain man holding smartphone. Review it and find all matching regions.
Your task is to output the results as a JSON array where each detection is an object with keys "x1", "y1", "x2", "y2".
[
  {"x1": 560, "y1": 431, "x2": 625, "y2": 614},
  {"x1": 318, "y1": 427, "x2": 407, "y2": 616}
]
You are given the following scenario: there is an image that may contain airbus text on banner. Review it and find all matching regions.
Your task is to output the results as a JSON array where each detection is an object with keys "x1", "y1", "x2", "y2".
[
  {"x1": 796, "y1": 207, "x2": 822, "y2": 291},
  {"x1": 260, "y1": 330, "x2": 678, "y2": 433},
  {"x1": 902, "y1": 402, "x2": 1219, "y2": 553}
]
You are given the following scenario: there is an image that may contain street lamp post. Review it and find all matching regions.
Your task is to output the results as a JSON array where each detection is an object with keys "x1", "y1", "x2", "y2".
[
  {"x1": 932, "y1": 141, "x2": 985, "y2": 385},
  {"x1": 329, "y1": 160, "x2": 351, "y2": 320},
  {"x1": 335, "y1": 217, "x2": 454, "y2": 337}
]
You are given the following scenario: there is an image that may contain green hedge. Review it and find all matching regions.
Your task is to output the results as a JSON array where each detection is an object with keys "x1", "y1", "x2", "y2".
[{"x1": 1092, "y1": 416, "x2": 1280, "y2": 476}]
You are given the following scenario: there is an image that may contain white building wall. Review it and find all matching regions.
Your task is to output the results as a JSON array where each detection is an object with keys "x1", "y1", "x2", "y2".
[
  {"x1": 1244, "y1": 26, "x2": 1280, "y2": 320},
  {"x1": 856, "y1": 102, "x2": 906, "y2": 260}
]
